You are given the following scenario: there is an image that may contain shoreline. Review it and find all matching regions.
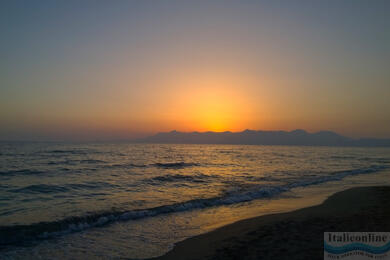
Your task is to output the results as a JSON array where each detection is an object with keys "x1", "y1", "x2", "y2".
[{"x1": 149, "y1": 186, "x2": 390, "y2": 260}]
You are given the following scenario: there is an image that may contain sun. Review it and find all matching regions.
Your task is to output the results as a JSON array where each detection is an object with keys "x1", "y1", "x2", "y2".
[
  {"x1": 182, "y1": 86, "x2": 248, "y2": 132},
  {"x1": 192, "y1": 98, "x2": 232, "y2": 131},
  {"x1": 163, "y1": 71, "x2": 257, "y2": 132}
]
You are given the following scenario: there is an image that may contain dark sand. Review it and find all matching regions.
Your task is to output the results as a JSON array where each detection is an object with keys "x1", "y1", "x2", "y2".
[{"x1": 150, "y1": 186, "x2": 390, "y2": 260}]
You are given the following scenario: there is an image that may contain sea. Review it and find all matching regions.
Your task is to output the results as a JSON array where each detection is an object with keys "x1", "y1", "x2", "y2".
[{"x1": 0, "y1": 143, "x2": 389, "y2": 259}]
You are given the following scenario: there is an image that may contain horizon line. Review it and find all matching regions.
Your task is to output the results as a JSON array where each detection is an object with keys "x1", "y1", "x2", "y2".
[{"x1": 1, "y1": 128, "x2": 389, "y2": 143}]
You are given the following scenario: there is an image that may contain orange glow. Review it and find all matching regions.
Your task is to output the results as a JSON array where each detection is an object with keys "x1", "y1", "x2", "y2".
[
  {"x1": 161, "y1": 71, "x2": 258, "y2": 132},
  {"x1": 185, "y1": 90, "x2": 244, "y2": 132}
]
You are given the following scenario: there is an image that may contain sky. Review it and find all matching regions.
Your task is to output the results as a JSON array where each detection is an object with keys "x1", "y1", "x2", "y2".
[{"x1": 1, "y1": 0, "x2": 389, "y2": 141}]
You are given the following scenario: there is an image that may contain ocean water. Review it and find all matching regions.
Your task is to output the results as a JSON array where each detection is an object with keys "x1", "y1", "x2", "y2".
[{"x1": 0, "y1": 143, "x2": 389, "y2": 259}]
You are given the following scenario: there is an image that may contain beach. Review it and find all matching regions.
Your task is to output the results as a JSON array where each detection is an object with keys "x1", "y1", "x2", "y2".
[{"x1": 153, "y1": 186, "x2": 390, "y2": 260}]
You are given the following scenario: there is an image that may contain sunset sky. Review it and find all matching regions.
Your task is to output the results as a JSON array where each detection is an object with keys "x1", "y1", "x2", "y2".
[{"x1": 1, "y1": 1, "x2": 389, "y2": 141}]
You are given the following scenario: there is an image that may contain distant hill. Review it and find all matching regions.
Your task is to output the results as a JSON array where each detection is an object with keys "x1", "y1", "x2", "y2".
[{"x1": 137, "y1": 129, "x2": 390, "y2": 147}]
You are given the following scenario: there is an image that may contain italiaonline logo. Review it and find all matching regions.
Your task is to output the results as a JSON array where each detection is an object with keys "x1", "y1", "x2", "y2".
[{"x1": 324, "y1": 232, "x2": 390, "y2": 259}]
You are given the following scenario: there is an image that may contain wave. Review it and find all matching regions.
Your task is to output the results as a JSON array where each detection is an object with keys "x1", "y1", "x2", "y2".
[
  {"x1": 0, "y1": 164, "x2": 387, "y2": 247},
  {"x1": 360, "y1": 157, "x2": 390, "y2": 164},
  {"x1": 153, "y1": 162, "x2": 199, "y2": 169},
  {"x1": 327, "y1": 156, "x2": 390, "y2": 164},
  {"x1": 328, "y1": 155, "x2": 357, "y2": 160},
  {"x1": 47, "y1": 160, "x2": 76, "y2": 166},
  {"x1": 104, "y1": 162, "x2": 199, "y2": 169},
  {"x1": 37, "y1": 149, "x2": 95, "y2": 158},
  {"x1": 0, "y1": 185, "x2": 283, "y2": 247},
  {"x1": 102, "y1": 163, "x2": 147, "y2": 169},
  {"x1": 47, "y1": 159, "x2": 106, "y2": 166},
  {"x1": 66, "y1": 182, "x2": 119, "y2": 190},
  {"x1": 288, "y1": 165, "x2": 387, "y2": 188},
  {"x1": 127, "y1": 163, "x2": 148, "y2": 168},
  {"x1": 79, "y1": 159, "x2": 106, "y2": 164},
  {"x1": 0, "y1": 169, "x2": 44, "y2": 176},
  {"x1": 9, "y1": 182, "x2": 119, "y2": 195},
  {"x1": 9, "y1": 184, "x2": 70, "y2": 194},
  {"x1": 218, "y1": 150, "x2": 239, "y2": 154},
  {"x1": 47, "y1": 150, "x2": 89, "y2": 155},
  {"x1": 148, "y1": 173, "x2": 214, "y2": 184}
]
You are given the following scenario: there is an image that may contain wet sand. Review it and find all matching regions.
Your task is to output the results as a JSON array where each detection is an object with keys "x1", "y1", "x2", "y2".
[{"x1": 150, "y1": 186, "x2": 390, "y2": 260}]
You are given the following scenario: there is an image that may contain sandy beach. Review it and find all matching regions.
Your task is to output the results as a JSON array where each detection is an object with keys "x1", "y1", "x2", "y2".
[{"x1": 151, "y1": 186, "x2": 390, "y2": 260}]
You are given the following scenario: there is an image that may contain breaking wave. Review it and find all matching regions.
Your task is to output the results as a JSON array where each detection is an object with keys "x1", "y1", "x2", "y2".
[{"x1": 0, "y1": 164, "x2": 387, "y2": 247}]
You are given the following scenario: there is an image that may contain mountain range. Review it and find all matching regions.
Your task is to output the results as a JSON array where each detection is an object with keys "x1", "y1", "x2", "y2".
[{"x1": 137, "y1": 129, "x2": 390, "y2": 146}]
